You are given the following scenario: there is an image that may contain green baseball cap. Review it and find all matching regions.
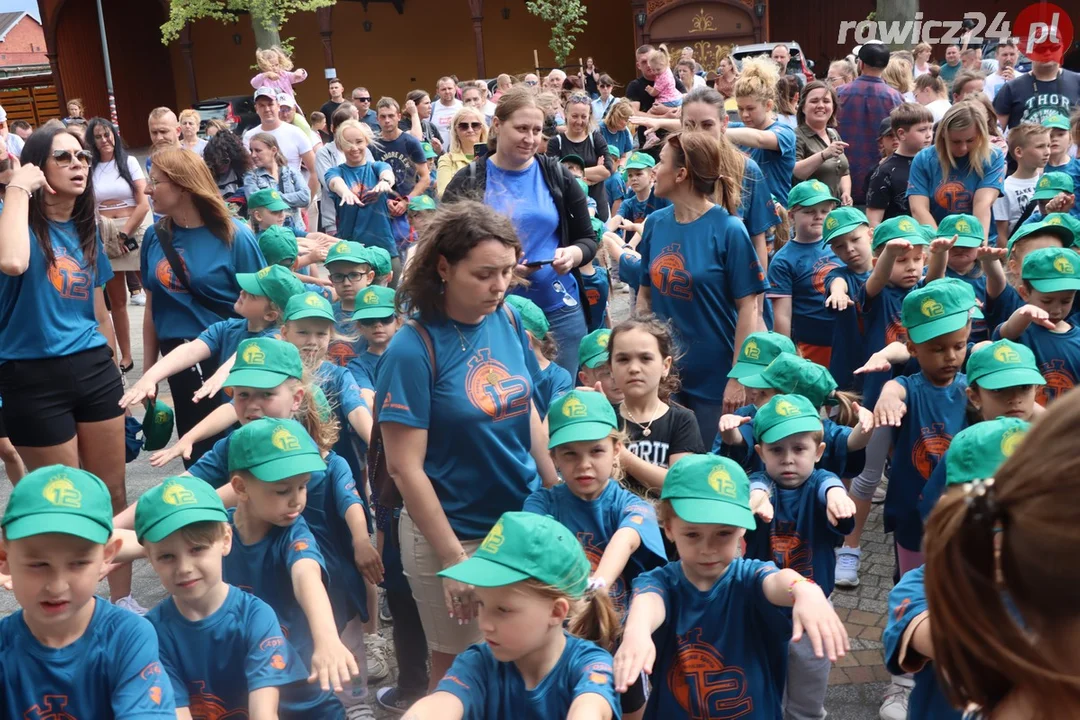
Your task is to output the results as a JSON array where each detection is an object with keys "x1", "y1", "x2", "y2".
[
  {"x1": 227, "y1": 417, "x2": 327, "y2": 481},
  {"x1": 1007, "y1": 219, "x2": 1074, "y2": 256},
  {"x1": 325, "y1": 240, "x2": 371, "y2": 267},
  {"x1": 936, "y1": 214, "x2": 985, "y2": 248},
  {"x1": 661, "y1": 455, "x2": 755, "y2": 529},
  {"x1": 741, "y1": 354, "x2": 838, "y2": 409},
  {"x1": 919, "y1": 225, "x2": 936, "y2": 243},
  {"x1": 247, "y1": 188, "x2": 290, "y2": 212},
  {"x1": 351, "y1": 285, "x2": 396, "y2": 320},
  {"x1": 237, "y1": 265, "x2": 305, "y2": 311},
  {"x1": 966, "y1": 339, "x2": 1046, "y2": 390},
  {"x1": 561, "y1": 154, "x2": 586, "y2": 169},
  {"x1": 224, "y1": 338, "x2": 303, "y2": 389},
  {"x1": 787, "y1": 179, "x2": 839, "y2": 210},
  {"x1": 438, "y1": 512, "x2": 591, "y2": 597},
  {"x1": 135, "y1": 476, "x2": 229, "y2": 543},
  {"x1": 728, "y1": 332, "x2": 797, "y2": 379},
  {"x1": 142, "y1": 399, "x2": 175, "y2": 452},
  {"x1": 945, "y1": 418, "x2": 1030, "y2": 487},
  {"x1": 624, "y1": 151, "x2": 656, "y2": 173},
  {"x1": 1042, "y1": 213, "x2": 1080, "y2": 247},
  {"x1": 1042, "y1": 114, "x2": 1071, "y2": 131},
  {"x1": 2, "y1": 465, "x2": 113, "y2": 544},
  {"x1": 607, "y1": 146, "x2": 621, "y2": 159},
  {"x1": 1032, "y1": 171, "x2": 1074, "y2": 201},
  {"x1": 1021, "y1": 246, "x2": 1080, "y2": 293},
  {"x1": 257, "y1": 225, "x2": 300, "y2": 267},
  {"x1": 420, "y1": 141, "x2": 437, "y2": 160},
  {"x1": 901, "y1": 278, "x2": 981, "y2": 343},
  {"x1": 753, "y1": 394, "x2": 824, "y2": 444},
  {"x1": 872, "y1": 215, "x2": 931, "y2": 251},
  {"x1": 578, "y1": 328, "x2": 612, "y2": 369},
  {"x1": 547, "y1": 389, "x2": 618, "y2": 448},
  {"x1": 408, "y1": 195, "x2": 438, "y2": 212},
  {"x1": 576, "y1": 178, "x2": 590, "y2": 196},
  {"x1": 364, "y1": 246, "x2": 393, "y2": 277},
  {"x1": 822, "y1": 206, "x2": 869, "y2": 244},
  {"x1": 504, "y1": 295, "x2": 549, "y2": 340},
  {"x1": 285, "y1": 291, "x2": 336, "y2": 322}
]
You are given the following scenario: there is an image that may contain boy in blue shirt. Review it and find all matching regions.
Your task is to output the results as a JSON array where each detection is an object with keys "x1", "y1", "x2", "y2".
[
  {"x1": 608, "y1": 151, "x2": 670, "y2": 238},
  {"x1": 1044, "y1": 115, "x2": 1080, "y2": 218},
  {"x1": 347, "y1": 284, "x2": 397, "y2": 401},
  {"x1": 136, "y1": 475, "x2": 337, "y2": 717},
  {"x1": 255, "y1": 223, "x2": 336, "y2": 299},
  {"x1": 613, "y1": 454, "x2": 849, "y2": 720},
  {"x1": 746, "y1": 394, "x2": 856, "y2": 720},
  {"x1": 0, "y1": 465, "x2": 176, "y2": 717},
  {"x1": 324, "y1": 241, "x2": 375, "y2": 366},
  {"x1": 823, "y1": 207, "x2": 874, "y2": 392},
  {"x1": 364, "y1": 245, "x2": 394, "y2": 287},
  {"x1": 603, "y1": 146, "x2": 627, "y2": 217},
  {"x1": 712, "y1": 332, "x2": 797, "y2": 455}
]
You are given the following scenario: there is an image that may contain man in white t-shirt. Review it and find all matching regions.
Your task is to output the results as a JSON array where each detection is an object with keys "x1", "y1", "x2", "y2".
[
  {"x1": 984, "y1": 40, "x2": 1022, "y2": 102},
  {"x1": 243, "y1": 87, "x2": 318, "y2": 196},
  {"x1": 429, "y1": 76, "x2": 462, "y2": 147}
]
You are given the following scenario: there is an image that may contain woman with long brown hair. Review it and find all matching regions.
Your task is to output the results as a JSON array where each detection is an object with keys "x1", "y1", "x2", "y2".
[{"x1": 140, "y1": 148, "x2": 265, "y2": 468}]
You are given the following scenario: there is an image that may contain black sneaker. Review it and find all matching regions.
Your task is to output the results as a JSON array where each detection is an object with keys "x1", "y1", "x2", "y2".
[{"x1": 376, "y1": 686, "x2": 422, "y2": 715}]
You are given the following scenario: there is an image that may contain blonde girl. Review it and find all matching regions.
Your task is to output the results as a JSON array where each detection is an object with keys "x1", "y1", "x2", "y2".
[
  {"x1": 726, "y1": 56, "x2": 798, "y2": 204},
  {"x1": 645, "y1": 45, "x2": 682, "y2": 114},
  {"x1": 250, "y1": 45, "x2": 313, "y2": 135}
]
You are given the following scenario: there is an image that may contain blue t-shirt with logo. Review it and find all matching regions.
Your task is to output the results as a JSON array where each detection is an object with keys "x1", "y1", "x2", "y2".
[
  {"x1": 633, "y1": 558, "x2": 790, "y2": 720},
  {"x1": 639, "y1": 205, "x2": 767, "y2": 402},
  {"x1": 523, "y1": 480, "x2": 666, "y2": 619},
  {"x1": 325, "y1": 162, "x2": 396, "y2": 257},
  {"x1": 148, "y1": 584, "x2": 341, "y2": 718},
  {"x1": 0, "y1": 597, "x2": 176, "y2": 718},
  {"x1": 370, "y1": 133, "x2": 426, "y2": 197},
  {"x1": 740, "y1": 158, "x2": 781, "y2": 237},
  {"x1": 485, "y1": 158, "x2": 579, "y2": 313},
  {"x1": 197, "y1": 318, "x2": 279, "y2": 366},
  {"x1": 619, "y1": 253, "x2": 642, "y2": 297},
  {"x1": 436, "y1": 634, "x2": 619, "y2": 719},
  {"x1": 615, "y1": 189, "x2": 671, "y2": 224},
  {"x1": 581, "y1": 267, "x2": 609, "y2": 333},
  {"x1": 533, "y1": 361, "x2": 574, "y2": 419},
  {"x1": 907, "y1": 147, "x2": 1006, "y2": 223},
  {"x1": 375, "y1": 307, "x2": 542, "y2": 538},
  {"x1": 825, "y1": 266, "x2": 872, "y2": 392},
  {"x1": 746, "y1": 469, "x2": 855, "y2": 596},
  {"x1": 766, "y1": 240, "x2": 840, "y2": 347},
  {"x1": 856, "y1": 284, "x2": 915, "y2": 410},
  {"x1": 993, "y1": 321, "x2": 1080, "y2": 406},
  {"x1": 140, "y1": 219, "x2": 266, "y2": 341},
  {"x1": 888, "y1": 372, "x2": 969, "y2": 550},
  {"x1": 0, "y1": 223, "x2": 113, "y2": 361},
  {"x1": 747, "y1": 121, "x2": 797, "y2": 205}
]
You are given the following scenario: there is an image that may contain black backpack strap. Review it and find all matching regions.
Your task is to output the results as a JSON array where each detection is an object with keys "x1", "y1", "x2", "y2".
[
  {"x1": 1010, "y1": 199, "x2": 1039, "y2": 238},
  {"x1": 154, "y1": 220, "x2": 238, "y2": 320}
]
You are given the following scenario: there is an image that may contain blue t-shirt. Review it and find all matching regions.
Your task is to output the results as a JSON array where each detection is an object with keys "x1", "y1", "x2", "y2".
[
  {"x1": 436, "y1": 634, "x2": 619, "y2": 720},
  {"x1": 746, "y1": 469, "x2": 855, "y2": 596},
  {"x1": 619, "y1": 253, "x2": 642, "y2": 298},
  {"x1": 640, "y1": 205, "x2": 767, "y2": 402},
  {"x1": 599, "y1": 121, "x2": 634, "y2": 158},
  {"x1": 581, "y1": 267, "x2": 609, "y2": 333},
  {"x1": 0, "y1": 223, "x2": 113, "y2": 361},
  {"x1": 375, "y1": 308, "x2": 542, "y2": 538},
  {"x1": 523, "y1": 481, "x2": 666, "y2": 619},
  {"x1": 907, "y1": 147, "x2": 1006, "y2": 223},
  {"x1": 856, "y1": 284, "x2": 914, "y2": 410},
  {"x1": 148, "y1": 584, "x2": 341, "y2": 718},
  {"x1": 825, "y1": 266, "x2": 872, "y2": 392},
  {"x1": 766, "y1": 240, "x2": 840, "y2": 346},
  {"x1": 140, "y1": 219, "x2": 266, "y2": 341},
  {"x1": 747, "y1": 121, "x2": 797, "y2": 204},
  {"x1": 533, "y1": 361, "x2": 574, "y2": 419},
  {"x1": 223, "y1": 510, "x2": 328, "y2": 666},
  {"x1": 370, "y1": 132, "x2": 427, "y2": 197},
  {"x1": 739, "y1": 158, "x2": 781, "y2": 237},
  {"x1": 485, "y1": 158, "x2": 579, "y2": 312},
  {"x1": 615, "y1": 189, "x2": 671, "y2": 224},
  {"x1": 347, "y1": 352, "x2": 377, "y2": 394},
  {"x1": 633, "y1": 559, "x2": 791, "y2": 720},
  {"x1": 197, "y1": 318, "x2": 279, "y2": 366},
  {"x1": 604, "y1": 173, "x2": 627, "y2": 212},
  {"x1": 315, "y1": 360, "x2": 369, "y2": 485},
  {"x1": 1046, "y1": 158, "x2": 1080, "y2": 220},
  {"x1": 0, "y1": 597, "x2": 176, "y2": 718},
  {"x1": 884, "y1": 566, "x2": 960, "y2": 720},
  {"x1": 327, "y1": 300, "x2": 367, "y2": 367},
  {"x1": 993, "y1": 320, "x2": 1080, "y2": 406},
  {"x1": 325, "y1": 162, "x2": 397, "y2": 257},
  {"x1": 945, "y1": 266, "x2": 989, "y2": 342},
  {"x1": 888, "y1": 372, "x2": 969, "y2": 550}
]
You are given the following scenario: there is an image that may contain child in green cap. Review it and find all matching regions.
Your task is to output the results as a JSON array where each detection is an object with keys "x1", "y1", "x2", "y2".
[
  {"x1": 744, "y1": 393, "x2": 857, "y2": 718},
  {"x1": 120, "y1": 265, "x2": 303, "y2": 411},
  {"x1": 364, "y1": 245, "x2": 394, "y2": 287},
  {"x1": 504, "y1": 295, "x2": 573, "y2": 418},
  {"x1": 997, "y1": 246, "x2": 1080, "y2": 406},
  {"x1": 713, "y1": 333, "x2": 797, "y2": 454},
  {"x1": 822, "y1": 206, "x2": 874, "y2": 392},
  {"x1": 247, "y1": 187, "x2": 294, "y2": 235},
  {"x1": 614, "y1": 454, "x2": 849, "y2": 719},
  {"x1": 885, "y1": 416, "x2": 1031, "y2": 720},
  {"x1": 404, "y1": 512, "x2": 621, "y2": 719},
  {"x1": 1045, "y1": 115, "x2": 1077, "y2": 175},
  {"x1": 963, "y1": 339, "x2": 1045, "y2": 424},
  {"x1": 348, "y1": 284, "x2": 400, "y2": 401},
  {"x1": 607, "y1": 151, "x2": 668, "y2": 240},
  {"x1": 325, "y1": 239, "x2": 376, "y2": 367},
  {"x1": 136, "y1": 475, "x2": 342, "y2": 716},
  {"x1": 578, "y1": 328, "x2": 623, "y2": 405},
  {"x1": 525, "y1": 389, "x2": 667, "y2": 716},
  {"x1": 405, "y1": 194, "x2": 438, "y2": 261},
  {"x1": 1004, "y1": 215, "x2": 1074, "y2": 286},
  {"x1": 0, "y1": 465, "x2": 177, "y2": 716}
]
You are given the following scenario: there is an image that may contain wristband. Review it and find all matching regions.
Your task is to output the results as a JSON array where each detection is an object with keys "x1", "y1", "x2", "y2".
[{"x1": 788, "y1": 576, "x2": 815, "y2": 596}]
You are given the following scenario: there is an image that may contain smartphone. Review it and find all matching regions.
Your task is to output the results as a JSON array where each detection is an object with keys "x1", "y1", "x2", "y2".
[
  {"x1": 524, "y1": 258, "x2": 556, "y2": 268},
  {"x1": 474, "y1": 143, "x2": 490, "y2": 159},
  {"x1": 122, "y1": 234, "x2": 139, "y2": 252}
]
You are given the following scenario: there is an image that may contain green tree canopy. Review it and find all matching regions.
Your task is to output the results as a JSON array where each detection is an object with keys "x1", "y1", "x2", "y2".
[
  {"x1": 526, "y1": 0, "x2": 588, "y2": 67},
  {"x1": 161, "y1": 0, "x2": 335, "y2": 48}
]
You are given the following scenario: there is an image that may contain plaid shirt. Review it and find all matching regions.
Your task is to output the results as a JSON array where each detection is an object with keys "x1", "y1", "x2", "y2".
[{"x1": 836, "y1": 76, "x2": 904, "y2": 204}]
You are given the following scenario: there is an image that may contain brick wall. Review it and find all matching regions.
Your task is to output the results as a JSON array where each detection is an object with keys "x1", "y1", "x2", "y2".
[{"x1": 0, "y1": 15, "x2": 48, "y2": 67}]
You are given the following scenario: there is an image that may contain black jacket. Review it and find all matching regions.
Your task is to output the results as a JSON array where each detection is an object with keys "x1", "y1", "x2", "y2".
[{"x1": 443, "y1": 153, "x2": 598, "y2": 323}]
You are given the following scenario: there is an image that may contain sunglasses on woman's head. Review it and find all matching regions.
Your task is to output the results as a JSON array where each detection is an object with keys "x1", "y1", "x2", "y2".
[
  {"x1": 52, "y1": 149, "x2": 92, "y2": 167},
  {"x1": 457, "y1": 122, "x2": 484, "y2": 131},
  {"x1": 568, "y1": 93, "x2": 591, "y2": 103},
  {"x1": 525, "y1": 80, "x2": 539, "y2": 86}
]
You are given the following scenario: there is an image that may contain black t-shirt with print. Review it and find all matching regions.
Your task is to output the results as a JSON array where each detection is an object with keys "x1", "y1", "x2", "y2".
[
  {"x1": 546, "y1": 132, "x2": 614, "y2": 221},
  {"x1": 865, "y1": 152, "x2": 916, "y2": 220},
  {"x1": 993, "y1": 69, "x2": 1080, "y2": 129},
  {"x1": 620, "y1": 403, "x2": 704, "y2": 499}
]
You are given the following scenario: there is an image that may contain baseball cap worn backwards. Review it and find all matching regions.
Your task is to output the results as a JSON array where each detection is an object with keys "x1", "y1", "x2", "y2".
[
  {"x1": 351, "y1": 285, "x2": 396, "y2": 321},
  {"x1": 872, "y1": 215, "x2": 930, "y2": 251},
  {"x1": 237, "y1": 265, "x2": 305, "y2": 311},
  {"x1": 729, "y1": 332, "x2": 797, "y2": 379},
  {"x1": 901, "y1": 278, "x2": 981, "y2": 344},
  {"x1": 936, "y1": 214, "x2": 984, "y2": 248},
  {"x1": 503, "y1": 295, "x2": 549, "y2": 340},
  {"x1": 579, "y1": 328, "x2": 612, "y2": 369},
  {"x1": 966, "y1": 339, "x2": 1046, "y2": 390},
  {"x1": 753, "y1": 394, "x2": 824, "y2": 445},
  {"x1": 945, "y1": 418, "x2": 1030, "y2": 487},
  {"x1": 1022, "y1": 247, "x2": 1080, "y2": 293},
  {"x1": 364, "y1": 246, "x2": 393, "y2": 277},
  {"x1": 2, "y1": 465, "x2": 113, "y2": 544},
  {"x1": 135, "y1": 476, "x2": 229, "y2": 543},
  {"x1": 661, "y1": 454, "x2": 755, "y2": 529},
  {"x1": 547, "y1": 389, "x2": 618, "y2": 449},
  {"x1": 227, "y1": 417, "x2": 327, "y2": 482},
  {"x1": 822, "y1": 206, "x2": 869, "y2": 245},
  {"x1": 438, "y1": 512, "x2": 591, "y2": 597},
  {"x1": 224, "y1": 338, "x2": 303, "y2": 389}
]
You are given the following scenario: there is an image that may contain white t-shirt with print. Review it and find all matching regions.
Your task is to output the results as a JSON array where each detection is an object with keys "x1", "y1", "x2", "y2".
[{"x1": 429, "y1": 99, "x2": 462, "y2": 147}]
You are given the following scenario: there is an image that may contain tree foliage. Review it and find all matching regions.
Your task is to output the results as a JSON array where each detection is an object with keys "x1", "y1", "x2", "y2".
[
  {"x1": 526, "y1": 0, "x2": 588, "y2": 67},
  {"x1": 161, "y1": 0, "x2": 335, "y2": 47}
]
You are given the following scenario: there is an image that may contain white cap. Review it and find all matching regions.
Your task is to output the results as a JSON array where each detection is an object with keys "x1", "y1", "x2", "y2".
[
  {"x1": 277, "y1": 93, "x2": 296, "y2": 108},
  {"x1": 254, "y1": 87, "x2": 277, "y2": 101}
]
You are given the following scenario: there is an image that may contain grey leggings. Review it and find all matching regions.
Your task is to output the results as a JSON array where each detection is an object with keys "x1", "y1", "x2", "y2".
[{"x1": 848, "y1": 428, "x2": 891, "y2": 501}]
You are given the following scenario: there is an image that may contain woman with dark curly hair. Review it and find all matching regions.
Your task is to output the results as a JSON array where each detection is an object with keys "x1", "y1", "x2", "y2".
[{"x1": 202, "y1": 130, "x2": 253, "y2": 212}]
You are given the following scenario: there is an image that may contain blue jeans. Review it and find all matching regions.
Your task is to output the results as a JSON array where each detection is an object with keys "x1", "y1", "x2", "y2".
[
  {"x1": 676, "y1": 392, "x2": 725, "y2": 449},
  {"x1": 546, "y1": 303, "x2": 588, "y2": 378}
]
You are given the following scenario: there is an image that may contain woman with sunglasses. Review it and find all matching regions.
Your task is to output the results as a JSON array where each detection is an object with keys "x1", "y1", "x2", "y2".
[
  {"x1": 139, "y1": 149, "x2": 265, "y2": 468},
  {"x1": 0, "y1": 124, "x2": 142, "y2": 609},
  {"x1": 435, "y1": 107, "x2": 489, "y2": 197},
  {"x1": 546, "y1": 91, "x2": 614, "y2": 221}
]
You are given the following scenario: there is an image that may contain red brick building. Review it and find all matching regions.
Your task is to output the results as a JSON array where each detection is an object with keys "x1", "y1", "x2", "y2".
[{"x1": 0, "y1": 11, "x2": 47, "y2": 68}]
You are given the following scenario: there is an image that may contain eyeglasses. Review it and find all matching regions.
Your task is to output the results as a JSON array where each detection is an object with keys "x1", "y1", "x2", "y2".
[
  {"x1": 353, "y1": 96, "x2": 371, "y2": 102},
  {"x1": 358, "y1": 316, "x2": 395, "y2": 327},
  {"x1": 52, "y1": 149, "x2": 92, "y2": 167},
  {"x1": 330, "y1": 271, "x2": 368, "y2": 283},
  {"x1": 146, "y1": 175, "x2": 171, "y2": 189},
  {"x1": 457, "y1": 122, "x2": 484, "y2": 131}
]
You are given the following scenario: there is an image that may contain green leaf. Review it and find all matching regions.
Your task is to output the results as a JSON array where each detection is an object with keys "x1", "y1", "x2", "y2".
[
  {"x1": 526, "y1": 0, "x2": 588, "y2": 67},
  {"x1": 161, "y1": 0, "x2": 335, "y2": 45}
]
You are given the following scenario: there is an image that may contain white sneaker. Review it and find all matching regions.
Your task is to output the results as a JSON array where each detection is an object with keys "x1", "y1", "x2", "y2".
[
  {"x1": 873, "y1": 478, "x2": 888, "y2": 504},
  {"x1": 879, "y1": 677, "x2": 914, "y2": 720},
  {"x1": 834, "y1": 547, "x2": 862, "y2": 588},
  {"x1": 114, "y1": 595, "x2": 149, "y2": 615},
  {"x1": 129, "y1": 292, "x2": 146, "y2": 307},
  {"x1": 365, "y1": 634, "x2": 391, "y2": 682}
]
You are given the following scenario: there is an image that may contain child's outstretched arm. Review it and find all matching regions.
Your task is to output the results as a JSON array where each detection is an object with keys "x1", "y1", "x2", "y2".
[
  {"x1": 825, "y1": 277, "x2": 853, "y2": 311},
  {"x1": 402, "y1": 693, "x2": 465, "y2": 720},
  {"x1": 718, "y1": 414, "x2": 751, "y2": 447},
  {"x1": 613, "y1": 591, "x2": 666, "y2": 692},
  {"x1": 1000, "y1": 304, "x2": 1057, "y2": 340},
  {"x1": 750, "y1": 488, "x2": 774, "y2": 522},
  {"x1": 291, "y1": 558, "x2": 359, "y2": 692},
  {"x1": 192, "y1": 354, "x2": 238, "y2": 405},
  {"x1": 925, "y1": 235, "x2": 956, "y2": 282},
  {"x1": 864, "y1": 239, "x2": 910, "y2": 298},
  {"x1": 347, "y1": 405, "x2": 373, "y2": 445},
  {"x1": 846, "y1": 402, "x2": 875, "y2": 451},
  {"x1": 824, "y1": 486, "x2": 857, "y2": 526},
  {"x1": 853, "y1": 341, "x2": 910, "y2": 376},
  {"x1": 978, "y1": 245, "x2": 1008, "y2": 299},
  {"x1": 149, "y1": 403, "x2": 240, "y2": 468},
  {"x1": 616, "y1": 448, "x2": 667, "y2": 491},
  {"x1": 592, "y1": 527, "x2": 642, "y2": 589},
  {"x1": 762, "y1": 569, "x2": 849, "y2": 661},
  {"x1": 247, "y1": 687, "x2": 280, "y2": 720},
  {"x1": 874, "y1": 379, "x2": 909, "y2": 427},
  {"x1": 346, "y1": 504, "x2": 384, "y2": 585},
  {"x1": 120, "y1": 340, "x2": 212, "y2": 408},
  {"x1": 566, "y1": 694, "x2": 615, "y2": 720}
]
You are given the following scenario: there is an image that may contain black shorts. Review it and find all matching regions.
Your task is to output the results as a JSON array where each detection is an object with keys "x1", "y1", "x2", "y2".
[{"x1": 0, "y1": 345, "x2": 124, "y2": 447}]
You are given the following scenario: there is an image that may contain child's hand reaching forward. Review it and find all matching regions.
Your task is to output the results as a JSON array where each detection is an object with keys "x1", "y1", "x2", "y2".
[
  {"x1": 825, "y1": 487, "x2": 856, "y2": 526},
  {"x1": 750, "y1": 488, "x2": 774, "y2": 523}
]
